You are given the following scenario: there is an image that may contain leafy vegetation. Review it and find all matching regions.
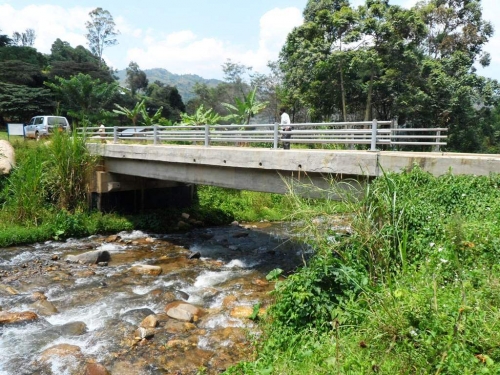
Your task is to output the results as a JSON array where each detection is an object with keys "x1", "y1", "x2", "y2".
[
  {"x1": 224, "y1": 167, "x2": 500, "y2": 374},
  {"x1": 0, "y1": 132, "x2": 133, "y2": 246}
]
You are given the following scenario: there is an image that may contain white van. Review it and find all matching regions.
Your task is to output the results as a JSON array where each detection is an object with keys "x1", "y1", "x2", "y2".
[{"x1": 24, "y1": 116, "x2": 70, "y2": 140}]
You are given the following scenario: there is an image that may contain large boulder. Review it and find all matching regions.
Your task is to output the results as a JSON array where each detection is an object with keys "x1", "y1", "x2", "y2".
[
  {"x1": 165, "y1": 301, "x2": 204, "y2": 322},
  {"x1": 65, "y1": 250, "x2": 110, "y2": 264},
  {"x1": 0, "y1": 140, "x2": 15, "y2": 175}
]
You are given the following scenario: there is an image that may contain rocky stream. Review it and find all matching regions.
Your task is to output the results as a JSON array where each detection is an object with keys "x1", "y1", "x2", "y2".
[{"x1": 0, "y1": 220, "x2": 312, "y2": 375}]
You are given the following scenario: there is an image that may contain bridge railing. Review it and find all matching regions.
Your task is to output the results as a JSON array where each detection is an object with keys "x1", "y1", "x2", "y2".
[{"x1": 78, "y1": 120, "x2": 448, "y2": 151}]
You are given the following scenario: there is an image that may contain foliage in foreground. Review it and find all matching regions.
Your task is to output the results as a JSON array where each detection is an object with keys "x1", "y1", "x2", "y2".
[
  {"x1": 0, "y1": 134, "x2": 311, "y2": 245},
  {"x1": 0, "y1": 133, "x2": 133, "y2": 246},
  {"x1": 225, "y1": 168, "x2": 500, "y2": 374}
]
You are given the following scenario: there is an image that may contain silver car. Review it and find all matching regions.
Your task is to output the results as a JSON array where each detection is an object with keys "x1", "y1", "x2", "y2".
[{"x1": 24, "y1": 116, "x2": 70, "y2": 140}]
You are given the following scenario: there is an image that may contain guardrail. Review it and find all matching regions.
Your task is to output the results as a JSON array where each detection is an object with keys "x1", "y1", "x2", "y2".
[{"x1": 77, "y1": 120, "x2": 448, "y2": 151}]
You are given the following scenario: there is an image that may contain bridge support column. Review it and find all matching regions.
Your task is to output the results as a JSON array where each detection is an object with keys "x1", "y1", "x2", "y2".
[{"x1": 89, "y1": 171, "x2": 194, "y2": 213}]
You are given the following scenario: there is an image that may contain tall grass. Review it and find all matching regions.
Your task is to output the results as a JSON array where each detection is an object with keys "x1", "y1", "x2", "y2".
[
  {"x1": 0, "y1": 133, "x2": 133, "y2": 245},
  {"x1": 225, "y1": 167, "x2": 500, "y2": 374}
]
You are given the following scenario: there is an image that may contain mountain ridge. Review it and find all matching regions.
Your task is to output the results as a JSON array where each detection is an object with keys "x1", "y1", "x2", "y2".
[{"x1": 115, "y1": 68, "x2": 222, "y2": 103}]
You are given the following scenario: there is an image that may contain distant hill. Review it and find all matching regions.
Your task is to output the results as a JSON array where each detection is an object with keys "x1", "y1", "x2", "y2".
[{"x1": 115, "y1": 68, "x2": 221, "y2": 103}]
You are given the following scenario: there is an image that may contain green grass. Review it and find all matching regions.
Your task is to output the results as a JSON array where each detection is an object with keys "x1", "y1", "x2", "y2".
[{"x1": 224, "y1": 167, "x2": 500, "y2": 375}]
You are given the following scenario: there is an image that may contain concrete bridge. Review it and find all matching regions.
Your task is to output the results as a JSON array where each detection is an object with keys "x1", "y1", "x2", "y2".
[{"x1": 86, "y1": 142, "x2": 500, "y2": 212}]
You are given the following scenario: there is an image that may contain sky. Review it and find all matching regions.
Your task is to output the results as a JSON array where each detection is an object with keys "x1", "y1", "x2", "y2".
[{"x1": 0, "y1": 0, "x2": 499, "y2": 81}]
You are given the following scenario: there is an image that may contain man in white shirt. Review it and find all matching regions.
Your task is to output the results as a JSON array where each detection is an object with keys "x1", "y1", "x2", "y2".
[{"x1": 280, "y1": 108, "x2": 292, "y2": 149}]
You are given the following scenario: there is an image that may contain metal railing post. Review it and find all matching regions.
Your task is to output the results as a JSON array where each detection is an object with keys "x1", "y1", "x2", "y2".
[
  {"x1": 391, "y1": 118, "x2": 397, "y2": 151},
  {"x1": 273, "y1": 122, "x2": 279, "y2": 149},
  {"x1": 370, "y1": 119, "x2": 378, "y2": 151},
  {"x1": 433, "y1": 130, "x2": 441, "y2": 152},
  {"x1": 204, "y1": 124, "x2": 209, "y2": 147},
  {"x1": 113, "y1": 126, "x2": 118, "y2": 144},
  {"x1": 153, "y1": 125, "x2": 158, "y2": 145}
]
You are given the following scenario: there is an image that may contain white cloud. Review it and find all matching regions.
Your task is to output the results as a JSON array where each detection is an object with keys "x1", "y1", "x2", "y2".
[
  {"x1": 125, "y1": 7, "x2": 303, "y2": 78},
  {"x1": 0, "y1": 4, "x2": 89, "y2": 52}
]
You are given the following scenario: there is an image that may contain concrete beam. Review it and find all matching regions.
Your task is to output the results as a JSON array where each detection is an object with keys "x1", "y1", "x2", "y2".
[{"x1": 86, "y1": 144, "x2": 500, "y2": 199}]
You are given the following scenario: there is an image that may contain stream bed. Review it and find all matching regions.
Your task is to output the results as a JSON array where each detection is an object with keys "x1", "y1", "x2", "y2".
[{"x1": 0, "y1": 221, "x2": 311, "y2": 375}]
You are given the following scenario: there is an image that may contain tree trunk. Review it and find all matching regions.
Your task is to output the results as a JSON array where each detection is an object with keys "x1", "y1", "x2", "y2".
[
  {"x1": 364, "y1": 69, "x2": 374, "y2": 121},
  {"x1": 339, "y1": 60, "x2": 347, "y2": 122}
]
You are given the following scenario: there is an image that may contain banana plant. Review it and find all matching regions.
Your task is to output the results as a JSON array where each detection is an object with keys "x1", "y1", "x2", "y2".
[
  {"x1": 181, "y1": 104, "x2": 221, "y2": 125},
  {"x1": 222, "y1": 87, "x2": 268, "y2": 125},
  {"x1": 113, "y1": 99, "x2": 145, "y2": 126},
  {"x1": 140, "y1": 105, "x2": 163, "y2": 126}
]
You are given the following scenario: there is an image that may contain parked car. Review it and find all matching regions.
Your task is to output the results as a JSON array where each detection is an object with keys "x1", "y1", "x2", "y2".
[{"x1": 24, "y1": 115, "x2": 70, "y2": 140}]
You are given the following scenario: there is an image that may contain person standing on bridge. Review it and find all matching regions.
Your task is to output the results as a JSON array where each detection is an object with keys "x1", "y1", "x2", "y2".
[{"x1": 280, "y1": 107, "x2": 292, "y2": 150}]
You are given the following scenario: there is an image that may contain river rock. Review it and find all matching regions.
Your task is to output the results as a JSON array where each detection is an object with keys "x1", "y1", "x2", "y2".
[
  {"x1": 0, "y1": 140, "x2": 15, "y2": 175},
  {"x1": 177, "y1": 220, "x2": 190, "y2": 229},
  {"x1": 105, "y1": 235, "x2": 121, "y2": 242},
  {"x1": 130, "y1": 264, "x2": 162, "y2": 276},
  {"x1": 139, "y1": 314, "x2": 158, "y2": 329},
  {"x1": 31, "y1": 299, "x2": 58, "y2": 316},
  {"x1": 0, "y1": 284, "x2": 19, "y2": 295},
  {"x1": 39, "y1": 343, "x2": 83, "y2": 362},
  {"x1": 176, "y1": 290, "x2": 190, "y2": 300},
  {"x1": 232, "y1": 231, "x2": 249, "y2": 238},
  {"x1": 0, "y1": 311, "x2": 38, "y2": 325},
  {"x1": 66, "y1": 250, "x2": 111, "y2": 265},
  {"x1": 59, "y1": 321, "x2": 88, "y2": 336},
  {"x1": 85, "y1": 362, "x2": 110, "y2": 375},
  {"x1": 252, "y1": 278, "x2": 269, "y2": 287},
  {"x1": 230, "y1": 305, "x2": 266, "y2": 319},
  {"x1": 187, "y1": 251, "x2": 201, "y2": 259},
  {"x1": 111, "y1": 361, "x2": 146, "y2": 375},
  {"x1": 74, "y1": 269, "x2": 96, "y2": 278},
  {"x1": 121, "y1": 308, "x2": 156, "y2": 325},
  {"x1": 165, "y1": 301, "x2": 204, "y2": 322},
  {"x1": 133, "y1": 326, "x2": 155, "y2": 340},
  {"x1": 162, "y1": 319, "x2": 197, "y2": 333},
  {"x1": 32, "y1": 291, "x2": 48, "y2": 301}
]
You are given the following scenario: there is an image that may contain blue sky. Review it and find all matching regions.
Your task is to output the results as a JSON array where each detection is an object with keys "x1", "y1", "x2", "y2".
[{"x1": 0, "y1": 0, "x2": 498, "y2": 81}]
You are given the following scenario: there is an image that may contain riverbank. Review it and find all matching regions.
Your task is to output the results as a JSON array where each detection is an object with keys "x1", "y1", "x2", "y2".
[{"x1": 225, "y1": 167, "x2": 500, "y2": 374}]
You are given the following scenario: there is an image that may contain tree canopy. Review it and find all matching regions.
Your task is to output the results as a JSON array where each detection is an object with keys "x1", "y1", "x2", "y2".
[{"x1": 277, "y1": 0, "x2": 500, "y2": 151}]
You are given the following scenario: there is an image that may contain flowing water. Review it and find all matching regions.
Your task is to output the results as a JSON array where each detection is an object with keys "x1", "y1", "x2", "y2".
[{"x1": 0, "y1": 222, "x2": 312, "y2": 375}]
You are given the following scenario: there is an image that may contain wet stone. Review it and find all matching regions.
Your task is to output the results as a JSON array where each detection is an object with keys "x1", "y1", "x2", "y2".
[
  {"x1": 66, "y1": 250, "x2": 111, "y2": 265},
  {"x1": 84, "y1": 362, "x2": 111, "y2": 375},
  {"x1": 130, "y1": 264, "x2": 162, "y2": 276},
  {"x1": 31, "y1": 299, "x2": 58, "y2": 316},
  {"x1": 58, "y1": 321, "x2": 88, "y2": 336},
  {"x1": 0, "y1": 311, "x2": 38, "y2": 325},
  {"x1": 121, "y1": 308, "x2": 156, "y2": 325},
  {"x1": 140, "y1": 314, "x2": 158, "y2": 329}
]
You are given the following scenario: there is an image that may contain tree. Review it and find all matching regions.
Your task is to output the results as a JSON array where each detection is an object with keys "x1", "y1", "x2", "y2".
[
  {"x1": 0, "y1": 82, "x2": 54, "y2": 122},
  {"x1": 145, "y1": 81, "x2": 185, "y2": 122},
  {"x1": 222, "y1": 59, "x2": 252, "y2": 97},
  {"x1": 0, "y1": 60, "x2": 45, "y2": 87},
  {"x1": 0, "y1": 30, "x2": 12, "y2": 47},
  {"x1": 85, "y1": 7, "x2": 119, "y2": 66},
  {"x1": 126, "y1": 61, "x2": 148, "y2": 96},
  {"x1": 46, "y1": 73, "x2": 119, "y2": 122},
  {"x1": 11, "y1": 29, "x2": 36, "y2": 47},
  {"x1": 48, "y1": 39, "x2": 114, "y2": 82},
  {"x1": 222, "y1": 87, "x2": 268, "y2": 125}
]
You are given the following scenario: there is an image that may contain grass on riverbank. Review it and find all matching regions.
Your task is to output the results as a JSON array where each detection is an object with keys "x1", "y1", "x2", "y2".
[
  {"x1": 1, "y1": 132, "x2": 333, "y2": 246},
  {"x1": 224, "y1": 167, "x2": 500, "y2": 375}
]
